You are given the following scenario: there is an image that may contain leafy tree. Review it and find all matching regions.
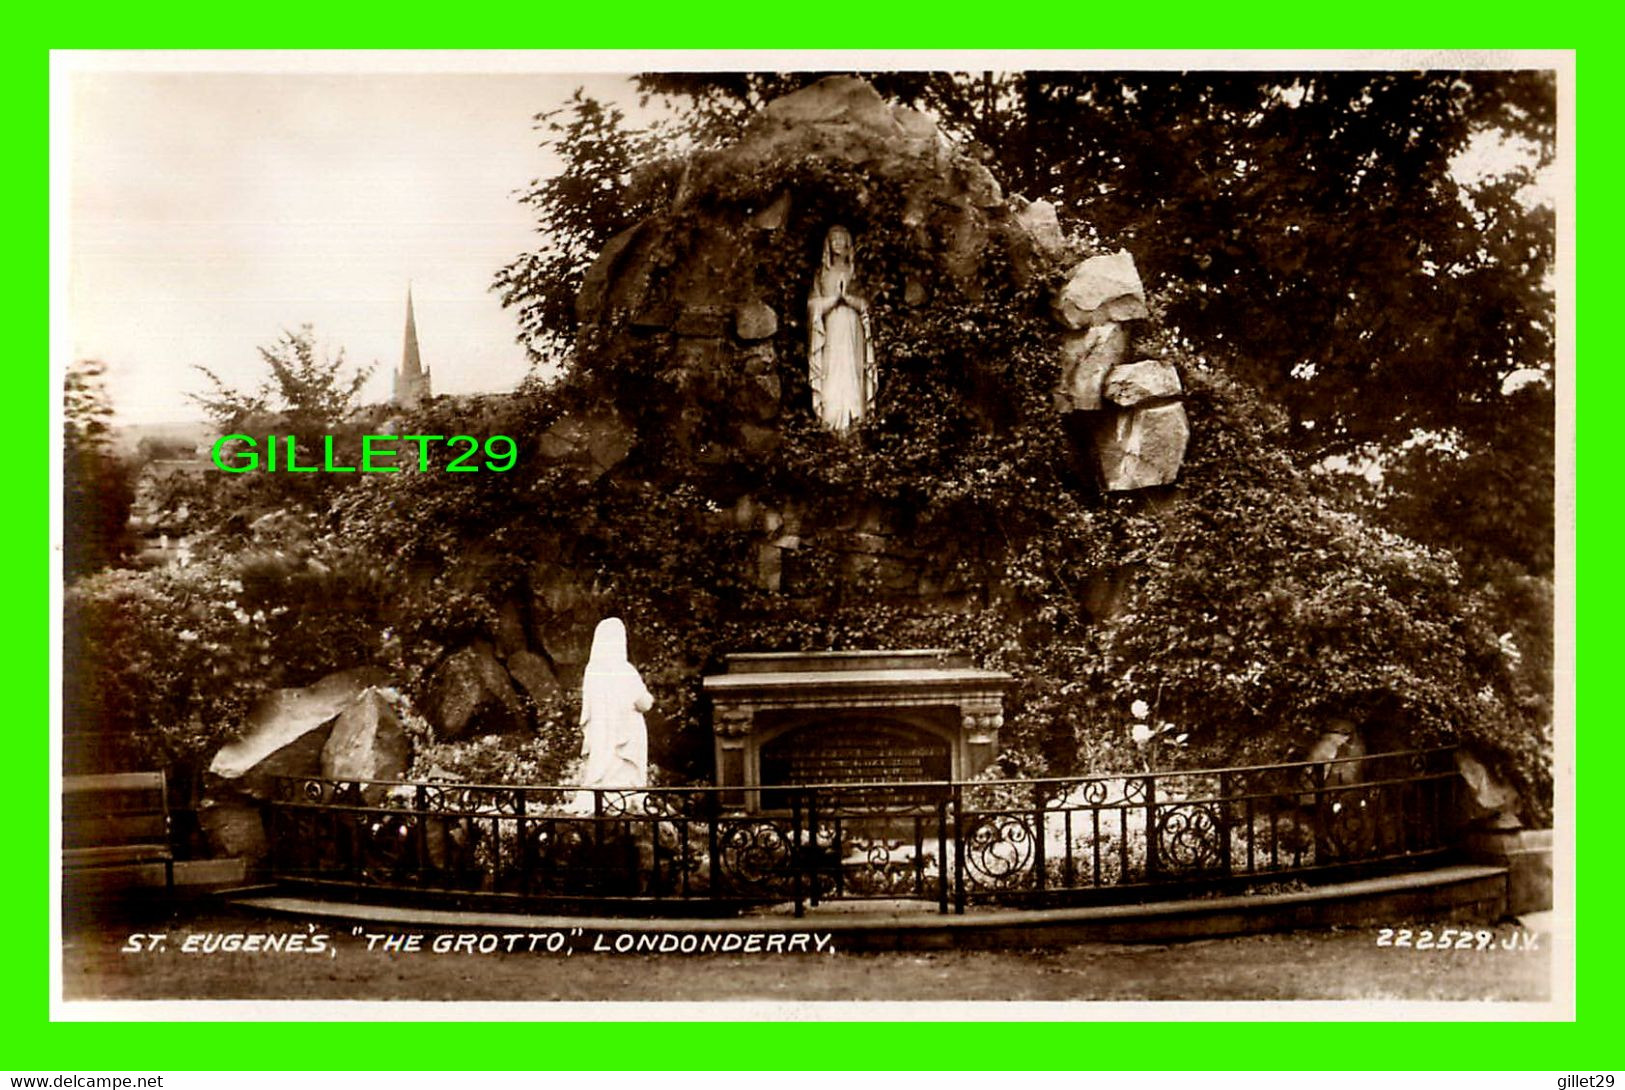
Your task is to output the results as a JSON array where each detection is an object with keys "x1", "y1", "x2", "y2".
[
  {"x1": 191, "y1": 323, "x2": 372, "y2": 438},
  {"x1": 63, "y1": 359, "x2": 133, "y2": 579},
  {"x1": 188, "y1": 324, "x2": 376, "y2": 516},
  {"x1": 492, "y1": 91, "x2": 684, "y2": 368},
  {"x1": 495, "y1": 74, "x2": 971, "y2": 362}
]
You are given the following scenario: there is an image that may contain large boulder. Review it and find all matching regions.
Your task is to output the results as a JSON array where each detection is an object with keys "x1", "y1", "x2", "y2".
[
  {"x1": 200, "y1": 667, "x2": 391, "y2": 865},
  {"x1": 320, "y1": 688, "x2": 410, "y2": 801},
  {"x1": 426, "y1": 641, "x2": 526, "y2": 739},
  {"x1": 1092, "y1": 402, "x2": 1191, "y2": 491},
  {"x1": 208, "y1": 666, "x2": 389, "y2": 788},
  {"x1": 1056, "y1": 324, "x2": 1129, "y2": 412},
  {"x1": 1053, "y1": 250, "x2": 1150, "y2": 329}
]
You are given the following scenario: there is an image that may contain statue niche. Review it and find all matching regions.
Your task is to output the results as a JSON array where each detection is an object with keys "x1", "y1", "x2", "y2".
[{"x1": 807, "y1": 226, "x2": 876, "y2": 431}]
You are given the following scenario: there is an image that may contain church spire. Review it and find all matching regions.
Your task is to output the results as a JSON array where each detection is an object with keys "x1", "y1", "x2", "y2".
[{"x1": 393, "y1": 283, "x2": 431, "y2": 409}]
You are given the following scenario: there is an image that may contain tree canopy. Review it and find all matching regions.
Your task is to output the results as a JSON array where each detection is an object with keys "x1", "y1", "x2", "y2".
[{"x1": 190, "y1": 323, "x2": 373, "y2": 437}]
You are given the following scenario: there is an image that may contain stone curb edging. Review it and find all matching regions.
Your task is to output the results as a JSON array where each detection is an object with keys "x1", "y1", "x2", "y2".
[{"x1": 223, "y1": 864, "x2": 1509, "y2": 950}]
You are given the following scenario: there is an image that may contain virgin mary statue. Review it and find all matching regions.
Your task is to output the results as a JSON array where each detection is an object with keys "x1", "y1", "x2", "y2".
[
  {"x1": 575, "y1": 617, "x2": 653, "y2": 807},
  {"x1": 807, "y1": 226, "x2": 876, "y2": 431}
]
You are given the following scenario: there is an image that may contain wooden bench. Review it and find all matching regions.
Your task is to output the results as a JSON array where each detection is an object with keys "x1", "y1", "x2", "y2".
[{"x1": 63, "y1": 772, "x2": 175, "y2": 893}]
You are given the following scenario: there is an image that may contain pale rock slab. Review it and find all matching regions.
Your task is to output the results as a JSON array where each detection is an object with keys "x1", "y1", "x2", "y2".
[
  {"x1": 1094, "y1": 402, "x2": 1190, "y2": 491},
  {"x1": 209, "y1": 667, "x2": 390, "y2": 781},
  {"x1": 1056, "y1": 324, "x2": 1129, "y2": 412},
  {"x1": 1054, "y1": 250, "x2": 1149, "y2": 329},
  {"x1": 320, "y1": 688, "x2": 410, "y2": 802},
  {"x1": 1103, "y1": 359, "x2": 1183, "y2": 406}
]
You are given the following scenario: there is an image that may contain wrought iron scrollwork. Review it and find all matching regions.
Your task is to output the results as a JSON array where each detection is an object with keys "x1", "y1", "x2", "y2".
[
  {"x1": 1153, "y1": 802, "x2": 1225, "y2": 874},
  {"x1": 960, "y1": 813, "x2": 1036, "y2": 891},
  {"x1": 713, "y1": 820, "x2": 795, "y2": 896}
]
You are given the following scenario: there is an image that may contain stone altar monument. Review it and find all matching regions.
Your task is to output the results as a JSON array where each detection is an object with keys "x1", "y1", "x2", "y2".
[{"x1": 703, "y1": 649, "x2": 1009, "y2": 810}]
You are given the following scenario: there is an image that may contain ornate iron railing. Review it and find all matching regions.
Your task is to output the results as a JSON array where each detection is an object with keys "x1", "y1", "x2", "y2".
[{"x1": 266, "y1": 747, "x2": 1461, "y2": 917}]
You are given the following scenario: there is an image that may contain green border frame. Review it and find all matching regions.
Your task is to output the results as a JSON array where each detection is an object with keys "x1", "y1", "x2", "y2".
[{"x1": 17, "y1": 14, "x2": 1595, "y2": 1072}]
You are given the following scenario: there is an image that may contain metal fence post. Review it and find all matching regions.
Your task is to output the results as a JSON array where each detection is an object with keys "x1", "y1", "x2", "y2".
[
  {"x1": 1312, "y1": 762, "x2": 1330, "y2": 864},
  {"x1": 1032, "y1": 781, "x2": 1047, "y2": 895},
  {"x1": 791, "y1": 790, "x2": 805, "y2": 919},
  {"x1": 1218, "y1": 771, "x2": 1233, "y2": 876},
  {"x1": 1144, "y1": 775, "x2": 1159, "y2": 881},
  {"x1": 953, "y1": 782, "x2": 966, "y2": 915}
]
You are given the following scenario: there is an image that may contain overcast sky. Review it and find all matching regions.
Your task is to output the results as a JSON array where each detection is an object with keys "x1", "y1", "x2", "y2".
[{"x1": 63, "y1": 61, "x2": 641, "y2": 424}]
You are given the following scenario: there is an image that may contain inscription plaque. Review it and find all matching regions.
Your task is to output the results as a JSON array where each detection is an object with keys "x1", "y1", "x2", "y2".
[{"x1": 760, "y1": 720, "x2": 951, "y2": 807}]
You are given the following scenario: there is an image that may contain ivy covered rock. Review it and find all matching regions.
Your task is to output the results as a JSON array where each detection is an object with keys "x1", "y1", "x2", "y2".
[
  {"x1": 426, "y1": 642, "x2": 525, "y2": 740},
  {"x1": 567, "y1": 73, "x2": 1193, "y2": 505}
]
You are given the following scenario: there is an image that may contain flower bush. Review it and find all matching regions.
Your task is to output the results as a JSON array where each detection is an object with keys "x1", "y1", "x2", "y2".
[{"x1": 64, "y1": 563, "x2": 267, "y2": 771}]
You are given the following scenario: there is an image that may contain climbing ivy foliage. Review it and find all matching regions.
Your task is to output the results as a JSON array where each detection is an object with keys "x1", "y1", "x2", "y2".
[{"x1": 1104, "y1": 376, "x2": 1547, "y2": 814}]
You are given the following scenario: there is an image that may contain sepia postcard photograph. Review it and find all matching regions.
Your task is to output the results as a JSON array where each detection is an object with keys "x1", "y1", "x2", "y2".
[{"x1": 50, "y1": 49, "x2": 1574, "y2": 1020}]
